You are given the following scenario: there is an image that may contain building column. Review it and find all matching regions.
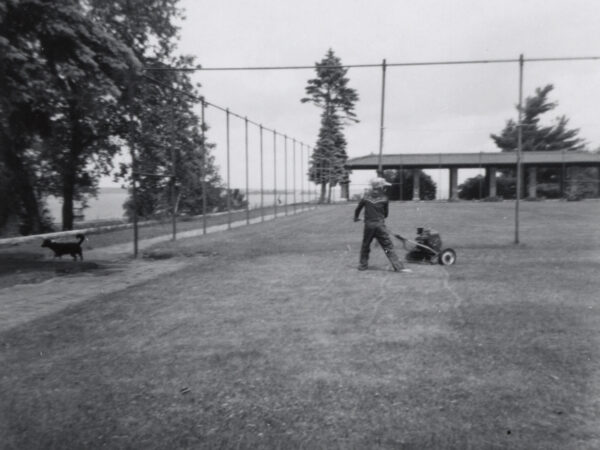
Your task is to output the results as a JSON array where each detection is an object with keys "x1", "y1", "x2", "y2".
[
  {"x1": 412, "y1": 169, "x2": 420, "y2": 201},
  {"x1": 449, "y1": 167, "x2": 458, "y2": 200},
  {"x1": 487, "y1": 166, "x2": 497, "y2": 198},
  {"x1": 559, "y1": 164, "x2": 566, "y2": 198},
  {"x1": 398, "y1": 166, "x2": 404, "y2": 200},
  {"x1": 528, "y1": 166, "x2": 537, "y2": 199},
  {"x1": 341, "y1": 182, "x2": 349, "y2": 199}
]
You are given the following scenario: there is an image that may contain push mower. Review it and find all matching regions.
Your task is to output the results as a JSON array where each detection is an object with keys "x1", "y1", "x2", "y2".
[{"x1": 393, "y1": 227, "x2": 456, "y2": 266}]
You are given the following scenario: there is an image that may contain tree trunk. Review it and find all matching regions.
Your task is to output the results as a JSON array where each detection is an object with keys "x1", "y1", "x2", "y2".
[
  {"x1": 62, "y1": 102, "x2": 83, "y2": 231},
  {"x1": 327, "y1": 182, "x2": 332, "y2": 203},
  {"x1": 62, "y1": 174, "x2": 75, "y2": 230},
  {"x1": 1, "y1": 134, "x2": 43, "y2": 234},
  {"x1": 319, "y1": 182, "x2": 326, "y2": 203}
]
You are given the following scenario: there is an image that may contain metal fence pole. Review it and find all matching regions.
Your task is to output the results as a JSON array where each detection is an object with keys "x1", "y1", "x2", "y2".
[
  {"x1": 226, "y1": 109, "x2": 231, "y2": 230},
  {"x1": 293, "y1": 138, "x2": 297, "y2": 214},
  {"x1": 245, "y1": 117, "x2": 250, "y2": 225},
  {"x1": 273, "y1": 130, "x2": 277, "y2": 217},
  {"x1": 319, "y1": 150, "x2": 323, "y2": 204},
  {"x1": 284, "y1": 135, "x2": 288, "y2": 216},
  {"x1": 171, "y1": 104, "x2": 177, "y2": 241},
  {"x1": 260, "y1": 125, "x2": 264, "y2": 222},
  {"x1": 561, "y1": 150, "x2": 566, "y2": 198},
  {"x1": 478, "y1": 152, "x2": 483, "y2": 199},
  {"x1": 300, "y1": 143, "x2": 305, "y2": 210},
  {"x1": 309, "y1": 146, "x2": 312, "y2": 204},
  {"x1": 515, "y1": 54, "x2": 524, "y2": 244},
  {"x1": 311, "y1": 147, "x2": 315, "y2": 205},
  {"x1": 201, "y1": 99, "x2": 207, "y2": 235},
  {"x1": 311, "y1": 147, "x2": 316, "y2": 204},
  {"x1": 128, "y1": 70, "x2": 139, "y2": 258},
  {"x1": 377, "y1": 58, "x2": 387, "y2": 176}
]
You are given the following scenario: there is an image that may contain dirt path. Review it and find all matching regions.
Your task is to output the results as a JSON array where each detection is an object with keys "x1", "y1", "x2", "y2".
[
  {"x1": 0, "y1": 210, "x2": 319, "y2": 332},
  {"x1": 0, "y1": 257, "x2": 191, "y2": 332},
  {"x1": 0, "y1": 217, "x2": 232, "y2": 332}
]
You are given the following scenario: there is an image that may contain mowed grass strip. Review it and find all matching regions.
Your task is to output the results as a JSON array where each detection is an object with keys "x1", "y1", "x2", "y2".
[{"x1": 1, "y1": 201, "x2": 599, "y2": 449}]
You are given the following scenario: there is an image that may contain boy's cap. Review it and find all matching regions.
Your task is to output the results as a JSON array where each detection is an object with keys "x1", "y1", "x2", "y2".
[{"x1": 370, "y1": 177, "x2": 391, "y2": 189}]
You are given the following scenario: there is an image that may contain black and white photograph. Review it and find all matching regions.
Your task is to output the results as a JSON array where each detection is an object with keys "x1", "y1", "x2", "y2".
[{"x1": 1, "y1": 0, "x2": 599, "y2": 448}]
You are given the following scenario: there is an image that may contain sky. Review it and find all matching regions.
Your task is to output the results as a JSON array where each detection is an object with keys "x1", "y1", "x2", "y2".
[{"x1": 166, "y1": 0, "x2": 600, "y2": 198}]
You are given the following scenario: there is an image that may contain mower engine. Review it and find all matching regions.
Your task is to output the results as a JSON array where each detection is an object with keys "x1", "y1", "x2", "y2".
[{"x1": 406, "y1": 227, "x2": 442, "y2": 263}]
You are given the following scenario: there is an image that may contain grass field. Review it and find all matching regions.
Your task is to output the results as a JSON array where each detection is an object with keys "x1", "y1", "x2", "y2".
[{"x1": 1, "y1": 201, "x2": 599, "y2": 449}]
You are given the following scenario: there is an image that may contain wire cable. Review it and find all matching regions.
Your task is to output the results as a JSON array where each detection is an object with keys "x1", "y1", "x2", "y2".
[
  {"x1": 141, "y1": 73, "x2": 313, "y2": 148},
  {"x1": 144, "y1": 55, "x2": 600, "y2": 72}
]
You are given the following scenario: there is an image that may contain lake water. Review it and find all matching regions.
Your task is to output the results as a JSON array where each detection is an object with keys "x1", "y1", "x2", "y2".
[{"x1": 46, "y1": 187, "x2": 331, "y2": 223}]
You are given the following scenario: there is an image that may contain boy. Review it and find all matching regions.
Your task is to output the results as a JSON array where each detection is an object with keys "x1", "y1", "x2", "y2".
[{"x1": 354, "y1": 177, "x2": 410, "y2": 273}]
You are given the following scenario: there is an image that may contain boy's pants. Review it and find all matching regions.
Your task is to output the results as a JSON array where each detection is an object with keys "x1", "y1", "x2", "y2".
[{"x1": 359, "y1": 221, "x2": 404, "y2": 271}]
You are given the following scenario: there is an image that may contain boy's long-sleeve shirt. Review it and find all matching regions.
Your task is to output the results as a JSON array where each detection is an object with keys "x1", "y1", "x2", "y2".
[{"x1": 354, "y1": 191, "x2": 389, "y2": 223}]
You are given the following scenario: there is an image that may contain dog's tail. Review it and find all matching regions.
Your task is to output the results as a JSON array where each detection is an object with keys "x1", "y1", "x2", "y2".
[{"x1": 75, "y1": 233, "x2": 85, "y2": 244}]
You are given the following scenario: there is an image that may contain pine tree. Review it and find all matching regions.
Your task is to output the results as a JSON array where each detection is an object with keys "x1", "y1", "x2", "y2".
[
  {"x1": 491, "y1": 85, "x2": 586, "y2": 154},
  {"x1": 491, "y1": 84, "x2": 588, "y2": 198},
  {"x1": 302, "y1": 49, "x2": 358, "y2": 203},
  {"x1": 460, "y1": 84, "x2": 589, "y2": 200}
]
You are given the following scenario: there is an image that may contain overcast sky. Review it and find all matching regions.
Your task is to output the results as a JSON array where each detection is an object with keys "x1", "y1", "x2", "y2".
[{"x1": 173, "y1": 0, "x2": 600, "y2": 197}]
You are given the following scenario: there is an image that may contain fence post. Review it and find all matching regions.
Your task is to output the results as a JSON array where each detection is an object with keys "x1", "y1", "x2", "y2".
[
  {"x1": 260, "y1": 125, "x2": 264, "y2": 222},
  {"x1": 284, "y1": 135, "x2": 288, "y2": 216},
  {"x1": 201, "y1": 99, "x2": 207, "y2": 235},
  {"x1": 226, "y1": 109, "x2": 231, "y2": 230},
  {"x1": 128, "y1": 69, "x2": 139, "y2": 258},
  {"x1": 293, "y1": 138, "x2": 297, "y2": 214},
  {"x1": 300, "y1": 143, "x2": 305, "y2": 210},
  {"x1": 515, "y1": 54, "x2": 524, "y2": 244},
  {"x1": 245, "y1": 117, "x2": 250, "y2": 225},
  {"x1": 171, "y1": 103, "x2": 177, "y2": 241},
  {"x1": 273, "y1": 130, "x2": 277, "y2": 218},
  {"x1": 377, "y1": 58, "x2": 387, "y2": 176}
]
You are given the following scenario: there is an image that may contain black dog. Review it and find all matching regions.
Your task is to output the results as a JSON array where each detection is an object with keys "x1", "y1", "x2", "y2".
[{"x1": 41, "y1": 234, "x2": 85, "y2": 261}]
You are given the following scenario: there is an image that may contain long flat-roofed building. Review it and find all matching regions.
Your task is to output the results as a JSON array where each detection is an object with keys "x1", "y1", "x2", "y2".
[{"x1": 346, "y1": 151, "x2": 600, "y2": 200}]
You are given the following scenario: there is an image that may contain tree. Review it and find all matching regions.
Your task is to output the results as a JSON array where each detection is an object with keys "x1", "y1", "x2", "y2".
[
  {"x1": 84, "y1": 0, "x2": 184, "y2": 222},
  {"x1": 0, "y1": 0, "x2": 137, "y2": 233},
  {"x1": 490, "y1": 84, "x2": 587, "y2": 198},
  {"x1": 461, "y1": 84, "x2": 589, "y2": 199},
  {"x1": 382, "y1": 169, "x2": 437, "y2": 200},
  {"x1": 88, "y1": 0, "x2": 181, "y2": 61},
  {"x1": 37, "y1": 8, "x2": 137, "y2": 230},
  {"x1": 458, "y1": 175, "x2": 516, "y2": 200},
  {"x1": 93, "y1": 0, "x2": 229, "y2": 219},
  {"x1": 122, "y1": 57, "x2": 229, "y2": 219},
  {"x1": 1, "y1": 0, "x2": 228, "y2": 235},
  {"x1": 491, "y1": 85, "x2": 585, "y2": 154},
  {"x1": 302, "y1": 49, "x2": 358, "y2": 203},
  {"x1": 1, "y1": 0, "x2": 56, "y2": 233},
  {"x1": 308, "y1": 111, "x2": 348, "y2": 203}
]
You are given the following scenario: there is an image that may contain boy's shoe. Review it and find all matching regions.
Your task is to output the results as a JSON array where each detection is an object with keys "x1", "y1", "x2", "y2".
[
  {"x1": 397, "y1": 268, "x2": 412, "y2": 273},
  {"x1": 357, "y1": 265, "x2": 368, "y2": 271}
]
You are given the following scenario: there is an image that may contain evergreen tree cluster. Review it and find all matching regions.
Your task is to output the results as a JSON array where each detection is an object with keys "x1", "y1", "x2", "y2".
[
  {"x1": 382, "y1": 170, "x2": 437, "y2": 201},
  {"x1": 460, "y1": 84, "x2": 595, "y2": 200},
  {"x1": 302, "y1": 49, "x2": 358, "y2": 203},
  {"x1": 0, "y1": 0, "x2": 224, "y2": 235}
]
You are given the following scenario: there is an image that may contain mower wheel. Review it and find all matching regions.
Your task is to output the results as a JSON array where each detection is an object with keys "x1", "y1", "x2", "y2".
[{"x1": 438, "y1": 248, "x2": 456, "y2": 265}]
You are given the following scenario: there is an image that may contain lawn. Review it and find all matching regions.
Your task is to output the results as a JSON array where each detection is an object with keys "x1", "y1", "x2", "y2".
[{"x1": 1, "y1": 201, "x2": 599, "y2": 449}]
